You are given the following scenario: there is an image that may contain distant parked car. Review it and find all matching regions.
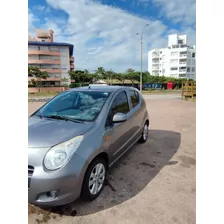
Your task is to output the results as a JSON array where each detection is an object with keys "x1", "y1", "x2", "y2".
[{"x1": 28, "y1": 85, "x2": 149, "y2": 206}]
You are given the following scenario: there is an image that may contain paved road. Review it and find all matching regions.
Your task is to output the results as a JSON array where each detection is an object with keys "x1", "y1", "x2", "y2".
[{"x1": 143, "y1": 94, "x2": 181, "y2": 100}]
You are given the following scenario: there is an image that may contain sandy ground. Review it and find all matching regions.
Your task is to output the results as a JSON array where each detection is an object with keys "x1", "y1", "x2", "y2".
[{"x1": 28, "y1": 95, "x2": 196, "y2": 224}]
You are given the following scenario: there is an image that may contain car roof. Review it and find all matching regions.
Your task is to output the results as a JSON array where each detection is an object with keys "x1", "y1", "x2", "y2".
[{"x1": 67, "y1": 85, "x2": 138, "y2": 93}]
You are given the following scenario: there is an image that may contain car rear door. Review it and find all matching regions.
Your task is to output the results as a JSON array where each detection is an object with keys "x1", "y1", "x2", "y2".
[{"x1": 127, "y1": 89, "x2": 142, "y2": 141}]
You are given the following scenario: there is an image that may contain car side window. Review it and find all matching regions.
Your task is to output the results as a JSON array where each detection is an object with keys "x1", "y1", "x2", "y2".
[
  {"x1": 106, "y1": 91, "x2": 129, "y2": 126},
  {"x1": 129, "y1": 90, "x2": 139, "y2": 108}
]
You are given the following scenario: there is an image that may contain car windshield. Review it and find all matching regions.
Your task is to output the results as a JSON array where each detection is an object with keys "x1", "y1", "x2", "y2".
[{"x1": 32, "y1": 90, "x2": 111, "y2": 122}]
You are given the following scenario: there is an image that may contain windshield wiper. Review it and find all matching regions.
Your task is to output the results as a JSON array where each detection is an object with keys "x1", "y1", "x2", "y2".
[{"x1": 44, "y1": 115, "x2": 84, "y2": 123}]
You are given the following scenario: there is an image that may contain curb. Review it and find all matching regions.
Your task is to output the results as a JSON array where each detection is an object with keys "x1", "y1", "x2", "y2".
[{"x1": 28, "y1": 98, "x2": 52, "y2": 102}]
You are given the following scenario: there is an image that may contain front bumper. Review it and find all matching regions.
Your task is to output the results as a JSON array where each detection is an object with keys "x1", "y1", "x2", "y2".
[{"x1": 28, "y1": 150, "x2": 88, "y2": 206}]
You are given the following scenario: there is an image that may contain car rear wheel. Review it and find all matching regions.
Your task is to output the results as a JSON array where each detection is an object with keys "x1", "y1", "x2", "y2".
[
  {"x1": 81, "y1": 157, "x2": 107, "y2": 201},
  {"x1": 139, "y1": 122, "x2": 149, "y2": 143}
]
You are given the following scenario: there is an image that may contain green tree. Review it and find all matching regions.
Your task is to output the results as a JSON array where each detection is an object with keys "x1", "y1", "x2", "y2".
[
  {"x1": 28, "y1": 66, "x2": 49, "y2": 92},
  {"x1": 126, "y1": 68, "x2": 139, "y2": 86},
  {"x1": 68, "y1": 70, "x2": 89, "y2": 86},
  {"x1": 126, "y1": 68, "x2": 135, "y2": 73},
  {"x1": 116, "y1": 73, "x2": 126, "y2": 84},
  {"x1": 95, "y1": 67, "x2": 106, "y2": 79},
  {"x1": 61, "y1": 77, "x2": 69, "y2": 87},
  {"x1": 142, "y1": 71, "x2": 150, "y2": 84}
]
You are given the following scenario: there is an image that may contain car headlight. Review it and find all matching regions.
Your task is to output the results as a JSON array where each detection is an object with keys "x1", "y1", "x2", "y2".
[{"x1": 44, "y1": 135, "x2": 84, "y2": 170}]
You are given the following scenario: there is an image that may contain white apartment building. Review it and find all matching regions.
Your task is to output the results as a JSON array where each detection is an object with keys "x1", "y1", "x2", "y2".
[{"x1": 148, "y1": 34, "x2": 196, "y2": 80}]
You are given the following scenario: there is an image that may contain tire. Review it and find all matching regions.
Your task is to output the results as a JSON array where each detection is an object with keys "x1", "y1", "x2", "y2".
[
  {"x1": 139, "y1": 122, "x2": 149, "y2": 143},
  {"x1": 81, "y1": 156, "x2": 107, "y2": 201}
]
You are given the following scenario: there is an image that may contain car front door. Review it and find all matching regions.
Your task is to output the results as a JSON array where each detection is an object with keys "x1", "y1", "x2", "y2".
[{"x1": 103, "y1": 90, "x2": 133, "y2": 164}]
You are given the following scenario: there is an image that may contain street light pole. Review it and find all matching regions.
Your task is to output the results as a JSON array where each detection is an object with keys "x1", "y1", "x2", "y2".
[
  {"x1": 140, "y1": 34, "x2": 143, "y2": 92},
  {"x1": 137, "y1": 24, "x2": 149, "y2": 92}
]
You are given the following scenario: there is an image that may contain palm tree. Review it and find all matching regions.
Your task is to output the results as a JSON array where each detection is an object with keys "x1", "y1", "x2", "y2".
[
  {"x1": 95, "y1": 67, "x2": 106, "y2": 79},
  {"x1": 106, "y1": 69, "x2": 114, "y2": 85}
]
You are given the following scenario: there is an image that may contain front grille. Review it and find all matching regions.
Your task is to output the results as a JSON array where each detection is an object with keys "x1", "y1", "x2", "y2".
[{"x1": 28, "y1": 165, "x2": 34, "y2": 191}]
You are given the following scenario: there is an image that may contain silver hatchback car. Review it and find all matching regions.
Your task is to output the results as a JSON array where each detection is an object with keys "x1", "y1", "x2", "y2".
[{"x1": 28, "y1": 85, "x2": 149, "y2": 206}]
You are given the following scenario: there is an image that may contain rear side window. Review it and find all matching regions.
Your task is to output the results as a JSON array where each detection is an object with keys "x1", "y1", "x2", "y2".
[{"x1": 129, "y1": 90, "x2": 139, "y2": 108}]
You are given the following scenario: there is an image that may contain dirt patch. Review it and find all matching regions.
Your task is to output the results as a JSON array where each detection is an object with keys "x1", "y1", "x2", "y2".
[{"x1": 179, "y1": 155, "x2": 196, "y2": 168}]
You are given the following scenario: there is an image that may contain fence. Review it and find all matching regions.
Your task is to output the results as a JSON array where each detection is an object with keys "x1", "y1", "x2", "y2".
[{"x1": 181, "y1": 81, "x2": 196, "y2": 99}]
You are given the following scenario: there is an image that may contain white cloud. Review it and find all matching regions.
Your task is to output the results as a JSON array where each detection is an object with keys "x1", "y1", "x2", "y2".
[
  {"x1": 33, "y1": 5, "x2": 46, "y2": 11},
  {"x1": 152, "y1": 0, "x2": 196, "y2": 26},
  {"x1": 28, "y1": 10, "x2": 37, "y2": 36},
  {"x1": 29, "y1": 0, "x2": 196, "y2": 72}
]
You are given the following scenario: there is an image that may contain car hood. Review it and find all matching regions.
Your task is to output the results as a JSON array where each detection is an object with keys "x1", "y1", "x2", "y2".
[{"x1": 28, "y1": 116, "x2": 94, "y2": 148}]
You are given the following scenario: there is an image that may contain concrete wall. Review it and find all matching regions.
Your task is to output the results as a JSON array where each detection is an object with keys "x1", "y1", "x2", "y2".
[{"x1": 28, "y1": 87, "x2": 68, "y2": 93}]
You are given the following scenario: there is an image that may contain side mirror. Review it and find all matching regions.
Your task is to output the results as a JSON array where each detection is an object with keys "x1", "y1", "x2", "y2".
[{"x1": 112, "y1": 112, "x2": 127, "y2": 123}]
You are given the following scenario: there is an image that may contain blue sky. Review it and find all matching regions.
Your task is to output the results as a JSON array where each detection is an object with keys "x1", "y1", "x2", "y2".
[{"x1": 28, "y1": 0, "x2": 196, "y2": 72}]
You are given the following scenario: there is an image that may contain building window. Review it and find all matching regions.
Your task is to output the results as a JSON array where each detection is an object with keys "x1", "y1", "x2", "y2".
[
  {"x1": 187, "y1": 67, "x2": 191, "y2": 72},
  {"x1": 39, "y1": 46, "x2": 49, "y2": 51},
  {"x1": 170, "y1": 67, "x2": 178, "y2": 71},
  {"x1": 28, "y1": 45, "x2": 38, "y2": 50},
  {"x1": 192, "y1": 53, "x2": 195, "y2": 58},
  {"x1": 187, "y1": 59, "x2": 191, "y2": 64},
  {"x1": 192, "y1": 67, "x2": 195, "y2": 72},
  {"x1": 60, "y1": 47, "x2": 67, "y2": 52},
  {"x1": 178, "y1": 39, "x2": 183, "y2": 44},
  {"x1": 28, "y1": 55, "x2": 39, "y2": 60},
  {"x1": 179, "y1": 74, "x2": 186, "y2": 78},
  {"x1": 52, "y1": 56, "x2": 59, "y2": 61},
  {"x1": 160, "y1": 51, "x2": 162, "y2": 54},
  {"x1": 49, "y1": 47, "x2": 59, "y2": 52}
]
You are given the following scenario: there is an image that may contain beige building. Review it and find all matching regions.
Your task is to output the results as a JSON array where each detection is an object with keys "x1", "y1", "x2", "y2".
[{"x1": 28, "y1": 29, "x2": 74, "y2": 86}]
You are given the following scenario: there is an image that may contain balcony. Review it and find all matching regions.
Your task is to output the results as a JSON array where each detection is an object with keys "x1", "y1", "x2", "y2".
[
  {"x1": 28, "y1": 50, "x2": 60, "y2": 56},
  {"x1": 179, "y1": 62, "x2": 187, "y2": 65},
  {"x1": 152, "y1": 60, "x2": 159, "y2": 64},
  {"x1": 152, "y1": 67, "x2": 159, "y2": 70},
  {"x1": 40, "y1": 68, "x2": 62, "y2": 73},
  {"x1": 152, "y1": 54, "x2": 159, "y2": 58},
  {"x1": 70, "y1": 64, "x2": 74, "y2": 69},
  {"x1": 70, "y1": 56, "x2": 74, "y2": 62},
  {"x1": 28, "y1": 59, "x2": 60, "y2": 65},
  {"x1": 179, "y1": 54, "x2": 187, "y2": 58},
  {"x1": 179, "y1": 69, "x2": 187, "y2": 73},
  {"x1": 28, "y1": 77, "x2": 61, "y2": 82}
]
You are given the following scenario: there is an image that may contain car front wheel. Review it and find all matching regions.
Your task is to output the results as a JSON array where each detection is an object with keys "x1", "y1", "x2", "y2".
[{"x1": 81, "y1": 157, "x2": 107, "y2": 201}]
